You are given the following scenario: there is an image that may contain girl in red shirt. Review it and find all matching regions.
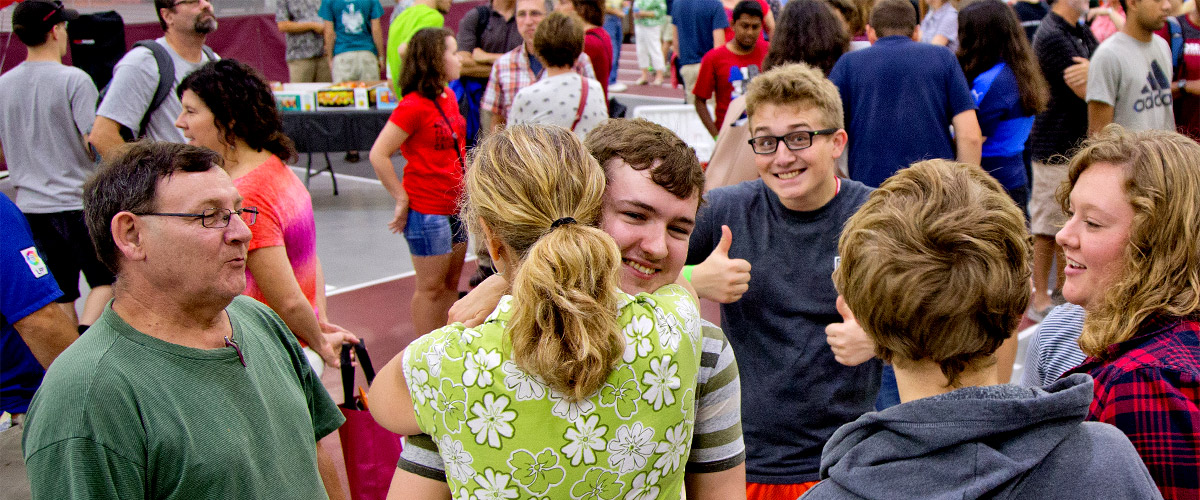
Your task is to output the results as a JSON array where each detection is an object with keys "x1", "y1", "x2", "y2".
[{"x1": 369, "y1": 28, "x2": 468, "y2": 336}]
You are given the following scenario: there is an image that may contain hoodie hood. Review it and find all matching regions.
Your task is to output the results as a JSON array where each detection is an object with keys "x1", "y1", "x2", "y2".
[{"x1": 817, "y1": 373, "x2": 1096, "y2": 499}]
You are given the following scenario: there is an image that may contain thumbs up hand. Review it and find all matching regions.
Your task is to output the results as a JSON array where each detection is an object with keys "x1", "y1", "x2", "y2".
[
  {"x1": 691, "y1": 225, "x2": 752, "y2": 303},
  {"x1": 825, "y1": 295, "x2": 877, "y2": 366}
]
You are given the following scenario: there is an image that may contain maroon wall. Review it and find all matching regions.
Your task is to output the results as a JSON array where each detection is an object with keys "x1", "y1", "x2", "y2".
[{"x1": 1, "y1": 0, "x2": 483, "y2": 82}]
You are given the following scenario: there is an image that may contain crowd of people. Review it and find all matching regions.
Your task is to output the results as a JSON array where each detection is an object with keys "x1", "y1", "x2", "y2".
[{"x1": 1, "y1": 0, "x2": 1199, "y2": 498}]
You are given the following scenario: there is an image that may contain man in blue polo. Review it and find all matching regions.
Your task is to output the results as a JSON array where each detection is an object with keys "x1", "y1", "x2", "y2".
[{"x1": 829, "y1": 0, "x2": 982, "y2": 188}]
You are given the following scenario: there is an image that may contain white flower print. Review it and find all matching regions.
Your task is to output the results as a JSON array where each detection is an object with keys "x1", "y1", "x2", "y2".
[
  {"x1": 624, "y1": 470, "x2": 661, "y2": 500},
  {"x1": 438, "y1": 435, "x2": 476, "y2": 483},
  {"x1": 641, "y1": 355, "x2": 680, "y2": 411},
  {"x1": 550, "y1": 388, "x2": 596, "y2": 421},
  {"x1": 606, "y1": 422, "x2": 656, "y2": 473},
  {"x1": 473, "y1": 468, "x2": 520, "y2": 500},
  {"x1": 467, "y1": 393, "x2": 517, "y2": 448},
  {"x1": 463, "y1": 348, "x2": 501, "y2": 388},
  {"x1": 674, "y1": 297, "x2": 701, "y2": 344},
  {"x1": 562, "y1": 414, "x2": 609, "y2": 466},
  {"x1": 653, "y1": 422, "x2": 688, "y2": 474},
  {"x1": 502, "y1": 361, "x2": 547, "y2": 401},
  {"x1": 654, "y1": 306, "x2": 682, "y2": 351},
  {"x1": 461, "y1": 327, "x2": 483, "y2": 345},
  {"x1": 408, "y1": 367, "x2": 433, "y2": 407},
  {"x1": 424, "y1": 342, "x2": 446, "y2": 378},
  {"x1": 621, "y1": 314, "x2": 654, "y2": 363},
  {"x1": 485, "y1": 295, "x2": 514, "y2": 322}
]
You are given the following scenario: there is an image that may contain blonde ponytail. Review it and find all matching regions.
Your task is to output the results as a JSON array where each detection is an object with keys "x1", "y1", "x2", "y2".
[{"x1": 463, "y1": 124, "x2": 625, "y2": 401}]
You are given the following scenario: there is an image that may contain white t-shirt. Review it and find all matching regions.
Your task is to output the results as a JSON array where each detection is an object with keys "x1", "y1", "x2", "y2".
[
  {"x1": 509, "y1": 72, "x2": 608, "y2": 139},
  {"x1": 1086, "y1": 32, "x2": 1175, "y2": 132},
  {"x1": 97, "y1": 37, "x2": 218, "y2": 143}
]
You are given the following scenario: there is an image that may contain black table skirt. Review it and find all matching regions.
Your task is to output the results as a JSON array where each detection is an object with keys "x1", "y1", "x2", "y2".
[{"x1": 281, "y1": 108, "x2": 393, "y2": 153}]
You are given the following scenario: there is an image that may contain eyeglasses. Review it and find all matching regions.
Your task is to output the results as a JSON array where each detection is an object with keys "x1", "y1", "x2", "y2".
[
  {"x1": 747, "y1": 128, "x2": 839, "y2": 155},
  {"x1": 172, "y1": 0, "x2": 202, "y2": 6},
  {"x1": 133, "y1": 207, "x2": 258, "y2": 228}
]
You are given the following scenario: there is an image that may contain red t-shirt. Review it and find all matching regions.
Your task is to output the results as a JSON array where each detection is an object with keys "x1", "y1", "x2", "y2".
[
  {"x1": 1157, "y1": 16, "x2": 1200, "y2": 141},
  {"x1": 389, "y1": 89, "x2": 467, "y2": 215},
  {"x1": 692, "y1": 40, "x2": 768, "y2": 128},
  {"x1": 584, "y1": 27, "x2": 613, "y2": 97},
  {"x1": 722, "y1": 0, "x2": 771, "y2": 42}
]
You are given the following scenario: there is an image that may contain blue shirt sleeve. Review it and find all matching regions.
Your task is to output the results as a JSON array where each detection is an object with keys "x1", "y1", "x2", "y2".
[
  {"x1": 370, "y1": 0, "x2": 383, "y2": 20},
  {"x1": 710, "y1": 2, "x2": 730, "y2": 30},
  {"x1": 946, "y1": 52, "x2": 976, "y2": 116},
  {"x1": 0, "y1": 195, "x2": 63, "y2": 325}
]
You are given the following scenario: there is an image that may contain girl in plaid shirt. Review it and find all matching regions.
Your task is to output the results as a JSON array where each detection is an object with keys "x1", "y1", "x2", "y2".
[{"x1": 1057, "y1": 125, "x2": 1200, "y2": 500}]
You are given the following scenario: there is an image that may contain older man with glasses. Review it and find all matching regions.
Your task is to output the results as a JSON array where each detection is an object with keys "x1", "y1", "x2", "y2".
[
  {"x1": 21, "y1": 142, "x2": 347, "y2": 499},
  {"x1": 88, "y1": 0, "x2": 220, "y2": 159}
]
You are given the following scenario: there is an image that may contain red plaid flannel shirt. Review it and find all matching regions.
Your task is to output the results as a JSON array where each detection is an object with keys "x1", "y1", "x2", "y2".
[
  {"x1": 481, "y1": 43, "x2": 595, "y2": 121},
  {"x1": 1067, "y1": 314, "x2": 1200, "y2": 500}
]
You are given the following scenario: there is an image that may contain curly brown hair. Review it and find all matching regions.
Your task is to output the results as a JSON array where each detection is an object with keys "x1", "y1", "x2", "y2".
[{"x1": 177, "y1": 59, "x2": 297, "y2": 163}]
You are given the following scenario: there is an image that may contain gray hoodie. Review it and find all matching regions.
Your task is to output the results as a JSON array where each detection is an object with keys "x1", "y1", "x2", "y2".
[{"x1": 801, "y1": 374, "x2": 1162, "y2": 500}]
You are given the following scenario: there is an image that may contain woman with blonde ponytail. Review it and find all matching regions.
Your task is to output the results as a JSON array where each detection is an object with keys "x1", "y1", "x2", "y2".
[
  {"x1": 1055, "y1": 125, "x2": 1200, "y2": 500},
  {"x1": 370, "y1": 124, "x2": 703, "y2": 499}
]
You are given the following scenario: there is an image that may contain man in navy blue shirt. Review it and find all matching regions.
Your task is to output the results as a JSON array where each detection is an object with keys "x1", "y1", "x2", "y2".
[
  {"x1": 0, "y1": 193, "x2": 79, "y2": 497},
  {"x1": 829, "y1": 0, "x2": 982, "y2": 188},
  {"x1": 670, "y1": 0, "x2": 729, "y2": 102}
]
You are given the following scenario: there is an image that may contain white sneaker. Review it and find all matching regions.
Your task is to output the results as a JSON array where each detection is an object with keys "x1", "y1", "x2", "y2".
[{"x1": 609, "y1": 82, "x2": 628, "y2": 92}]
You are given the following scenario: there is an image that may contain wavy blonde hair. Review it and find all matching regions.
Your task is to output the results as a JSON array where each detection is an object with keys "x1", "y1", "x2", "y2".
[
  {"x1": 463, "y1": 124, "x2": 623, "y2": 401},
  {"x1": 834, "y1": 159, "x2": 1030, "y2": 386},
  {"x1": 1056, "y1": 125, "x2": 1200, "y2": 358}
]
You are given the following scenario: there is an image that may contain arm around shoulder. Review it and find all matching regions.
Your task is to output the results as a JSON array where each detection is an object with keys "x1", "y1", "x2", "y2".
[{"x1": 369, "y1": 348, "x2": 423, "y2": 436}]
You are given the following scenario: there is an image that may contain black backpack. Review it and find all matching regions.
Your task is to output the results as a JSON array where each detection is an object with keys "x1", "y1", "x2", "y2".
[
  {"x1": 67, "y1": 11, "x2": 126, "y2": 91},
  {"x1": 94, "y1": 40, "x2": 217, "y2": 140}
]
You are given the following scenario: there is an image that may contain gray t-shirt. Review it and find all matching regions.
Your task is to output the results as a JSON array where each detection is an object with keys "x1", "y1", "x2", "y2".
[
  {"x1": 1086, "y1": 32, "x2": 1175, "y2": 132},
  {"x1": 277, "y1": 0, "x2": 326, "y2": 61},
  {"x1": 0, "y1": 61, "x2": 97, "y2": 213},
  {"x1": 685, "y1": 178, "x2": 881, "y2": 484},
  {"x1": 96, "y1": 37, "x2": 218, "y2": 144},
  {"x1": 510, "y1": 73, "x2": 608, "y2": 139}
]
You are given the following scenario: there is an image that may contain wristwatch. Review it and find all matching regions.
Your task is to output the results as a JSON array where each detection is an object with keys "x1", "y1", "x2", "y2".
[{"x1": 1179, "y1": 79, "x2": 1188, "y2": 91}]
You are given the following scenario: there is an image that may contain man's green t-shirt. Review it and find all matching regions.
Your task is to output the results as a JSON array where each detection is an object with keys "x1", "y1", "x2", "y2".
[
  {"x1": 387, "y1": 4, "x2": 445, "y2": 90},
  {"x1": 22, "y1": 296, "x2": 344, "y2": 499}
]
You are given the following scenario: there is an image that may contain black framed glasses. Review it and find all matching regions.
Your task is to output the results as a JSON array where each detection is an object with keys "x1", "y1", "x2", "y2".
[
  {"x1": 748, "y1": 128, "x2": 839, "y2": 155},
  {"x1": 171, "y1": 0, "x2": 202, "y2": 6},
  {"x1": 133, "y1": 207, "x2": 258, "y2": 228}
]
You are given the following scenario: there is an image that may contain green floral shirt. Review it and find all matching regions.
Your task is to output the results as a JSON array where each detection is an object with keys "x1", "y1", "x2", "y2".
[
  {"x1": 403, "y1": 285, "x2": 702, "y2": 499},
  {"x1": 633, "y1": 0, "x2": 667, "y2": 27}
]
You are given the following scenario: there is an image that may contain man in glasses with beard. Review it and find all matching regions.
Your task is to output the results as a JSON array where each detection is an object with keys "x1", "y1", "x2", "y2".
[{"x1": 89, "y1": 0, "x2": 220, "y2": 159}]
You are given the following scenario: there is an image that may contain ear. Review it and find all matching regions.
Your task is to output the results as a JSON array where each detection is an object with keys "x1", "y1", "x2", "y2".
[
  {"x1": 830, "y1": 129, "x2": 849, "y2": 159},
  {"x1": 479, "y1": 218, "x2": 510, "y2": 275},
  {"x1": 911, "y1": 25, "x2": 922, "y2": 42},
  {"x1": 111, "y1": 212, "x2": 149, "y2": 265},
  {"x1": 866, "y1": 25, "x2": 878, "y2": 43}
]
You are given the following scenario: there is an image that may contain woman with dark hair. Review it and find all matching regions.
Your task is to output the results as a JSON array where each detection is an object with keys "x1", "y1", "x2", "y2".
[
  {"x1": 762, "y1": 0, "x2": 850, "y2": 74},
  {"x1": 175, "y1": 59, "x2": 358, "y2": 375},
  {"x1": 557, "y1": 0, "x2": 613, "y2": 97},
  {"x1": 368, "y1": 27, "x2": 467, "y2": 337},
  {"x1": 957, "y1": 0, "x2": 1048, "y2": 211}
]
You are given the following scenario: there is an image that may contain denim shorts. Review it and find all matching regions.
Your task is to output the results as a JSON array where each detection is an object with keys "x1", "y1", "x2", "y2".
[{"x1": 404, "y1": 208, "x2": 467, "y2": 257}]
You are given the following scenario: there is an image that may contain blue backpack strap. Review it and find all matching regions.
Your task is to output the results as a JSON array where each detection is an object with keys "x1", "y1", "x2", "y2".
[
  {"x1": 132, "y1": 40, "x2": 175, "y2": 139},
  {"x1": 1167, "y1": 16, "x2": 1183, "y2": 74}
]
